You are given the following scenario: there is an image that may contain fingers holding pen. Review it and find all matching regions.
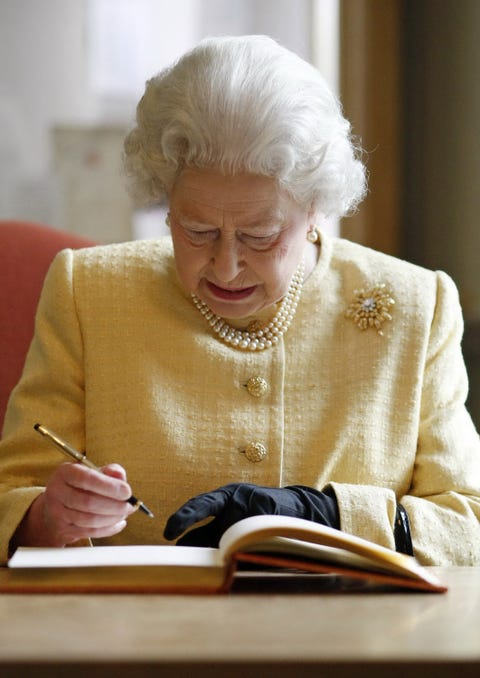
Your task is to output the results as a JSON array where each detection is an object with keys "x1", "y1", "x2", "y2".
[
  {"x1": 40, "y1": 462, "x2": 136, "y2": 542},
  {"x1": 14, "y1": 426, "x2": 154, "y2": 549},
  {"x1": 100, "y1": 463, "x2": 130, "y2": 484},
  {"x1": 31, "y1": 425, "x2": 154, "y2": 534},
  {"x1": 40, "y1": 499, "x2": 129, "y2": 546},
  {"x1": 51, "y1": 462, "x2": 135, "y2": 513}
]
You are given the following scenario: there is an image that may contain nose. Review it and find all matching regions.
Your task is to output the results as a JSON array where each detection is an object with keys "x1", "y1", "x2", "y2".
[{"x1": 211, "y1": 235, "x2": 244, "y2": 283}]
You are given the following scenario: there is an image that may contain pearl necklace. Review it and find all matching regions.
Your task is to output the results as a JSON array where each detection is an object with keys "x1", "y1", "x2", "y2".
[{"x1": 191, "y1": 260, "x2": 305, "y2": 351}]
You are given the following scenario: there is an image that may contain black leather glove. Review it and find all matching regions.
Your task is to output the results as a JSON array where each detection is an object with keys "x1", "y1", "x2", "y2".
[{"x1": 163, "y1": 483, "x2": 340, "y2": 547}]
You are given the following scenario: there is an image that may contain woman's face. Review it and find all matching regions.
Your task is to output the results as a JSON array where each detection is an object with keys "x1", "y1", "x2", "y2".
[{"x1": 169, "y1": 168, "x2": 313, "y2": 319}]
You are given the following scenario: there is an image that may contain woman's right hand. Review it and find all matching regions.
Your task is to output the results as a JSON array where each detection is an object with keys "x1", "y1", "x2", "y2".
[{"x1": 12, "y1": 462, "x2": 135, "y2": 548}]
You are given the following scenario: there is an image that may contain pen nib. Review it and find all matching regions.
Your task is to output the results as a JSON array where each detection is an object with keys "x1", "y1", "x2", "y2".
[{"x1": 138, "y1": 503, "x2": 155, "y2": 518}]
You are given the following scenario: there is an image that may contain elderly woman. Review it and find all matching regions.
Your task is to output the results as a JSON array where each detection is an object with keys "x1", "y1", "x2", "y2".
[{"x1": 0, "y1": 35, "x2": 479, "y2": 566}]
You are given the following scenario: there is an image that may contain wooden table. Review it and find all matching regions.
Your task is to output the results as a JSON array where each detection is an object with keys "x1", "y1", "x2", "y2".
[{"x1": 0, "y1": 567, "x2": 478, "y2": 677}]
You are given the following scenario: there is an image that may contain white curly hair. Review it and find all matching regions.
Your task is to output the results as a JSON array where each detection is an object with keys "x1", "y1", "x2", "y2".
[{"x1": 123, "y1": 35, "x2": 366, "y2": 217}]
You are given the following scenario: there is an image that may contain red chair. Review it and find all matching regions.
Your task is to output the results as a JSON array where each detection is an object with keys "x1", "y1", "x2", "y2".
[{"x1": 0, "y1": 221, "x2": 96, "y2": 432}]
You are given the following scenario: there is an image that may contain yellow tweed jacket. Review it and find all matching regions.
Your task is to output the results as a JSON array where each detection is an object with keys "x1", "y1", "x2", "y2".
[{"x1": 1, "y1": 234, "x2": 479, "y2": 565}]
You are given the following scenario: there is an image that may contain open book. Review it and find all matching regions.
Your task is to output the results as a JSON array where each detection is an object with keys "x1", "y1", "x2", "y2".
[{"x1": 3, "y1": 515, "x2": 446, "y2": 593}]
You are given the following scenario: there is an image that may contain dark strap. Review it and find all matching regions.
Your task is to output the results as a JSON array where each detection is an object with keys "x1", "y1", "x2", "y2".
[{"x1": 394, "y1": 504, "x2": 414, "y2": 556}]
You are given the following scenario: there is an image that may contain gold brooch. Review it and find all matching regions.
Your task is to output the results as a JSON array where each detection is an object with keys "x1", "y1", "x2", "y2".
[{"x1": 345, "y1": 284, "x2": 395, "y2": 335}]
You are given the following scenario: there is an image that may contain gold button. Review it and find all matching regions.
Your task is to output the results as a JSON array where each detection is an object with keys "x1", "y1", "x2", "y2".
[
  {"x1": 243, "y1": 441, "x2": 267, "y2": 463},
  {"x1": 245, "y1": 376, "x2": 268, "y2": 398}
]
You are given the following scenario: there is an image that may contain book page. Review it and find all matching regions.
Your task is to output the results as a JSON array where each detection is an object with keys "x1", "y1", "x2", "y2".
[
  {"x1": 9, "y1": 545, "x2": 222, "y2": 569},
  {"x1": 218, "y1": 515, "x2": 439, "y2": 585},
  {"x1": 243, "y1": 536, "x2": 399, "y2": 575}
]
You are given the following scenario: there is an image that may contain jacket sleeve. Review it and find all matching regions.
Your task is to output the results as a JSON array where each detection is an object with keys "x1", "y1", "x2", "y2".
[
  {"x1": 334, "y1": 271, "x2": 480, "y2": 565},
  {"x1": 0, "y1": 249, "x2": 86, "y2": 564},
  {"x1": 401, "y1": 271, "x2": 480, "y2": 564}
]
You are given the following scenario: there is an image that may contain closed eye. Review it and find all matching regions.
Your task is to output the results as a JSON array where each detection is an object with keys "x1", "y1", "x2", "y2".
[
  {"x1": 184, "y1": 228, "x2": 219, "y2": 245},
  {"x1": 237, "y1": 232, "x2": 279, "y2": 250}
]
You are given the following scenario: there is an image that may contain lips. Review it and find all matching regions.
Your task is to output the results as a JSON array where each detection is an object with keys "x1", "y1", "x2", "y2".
[{"x1": 206, "y1": 281, "x2": 257, "y2": 301}]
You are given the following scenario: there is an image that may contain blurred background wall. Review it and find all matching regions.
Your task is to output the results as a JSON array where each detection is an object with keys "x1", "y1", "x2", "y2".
[
  {"x1": 340, "y1": 0, "x2": 480, "y2": 427},
  {"x1": 0, "y1": 0, "x2": 478, "y2": 426},
  {"x1": 403, "y1": 0, "x2": 480, "y2": 427},
  {"x1": 0, "y1": 0, "x2": 334, "y2": 240}
]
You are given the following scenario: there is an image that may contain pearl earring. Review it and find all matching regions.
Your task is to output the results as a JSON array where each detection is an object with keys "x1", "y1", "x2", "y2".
[
  {"x1": 307, "y1": 227, "x2": 319, "y2": 244},
  {"x1": 165, "y1": 213, "x2": 171, "y2": 228}
]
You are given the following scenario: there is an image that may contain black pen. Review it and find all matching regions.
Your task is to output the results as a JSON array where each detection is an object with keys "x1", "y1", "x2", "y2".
[{"x1": 34, "y1": 423, "x2": 154, "y2": 518}]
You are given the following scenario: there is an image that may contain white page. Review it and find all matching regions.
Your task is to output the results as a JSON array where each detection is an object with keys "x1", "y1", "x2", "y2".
[{"x1": 9, "y1": 545, "x2": 222, "y2": 569}]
